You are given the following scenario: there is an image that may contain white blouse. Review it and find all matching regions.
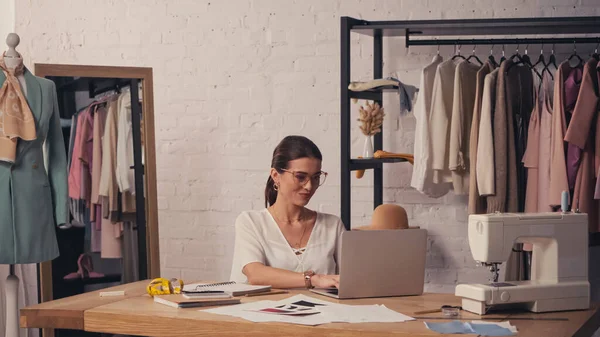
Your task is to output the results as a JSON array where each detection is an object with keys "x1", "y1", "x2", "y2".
[{"x1": 229, "y1": 209, "x2": 345, "y2": 283}]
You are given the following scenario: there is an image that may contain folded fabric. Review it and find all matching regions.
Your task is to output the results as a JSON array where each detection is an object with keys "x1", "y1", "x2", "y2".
[
  {"x1": 374, "y1": 150, "x2": 414, "y2": 164},
  {"x1": 424, "y1": 320, "x2": 516, "y2": 336},
  {"x1": 348, "y1": 77, "x2": 418, "y2": 115},
  {"x1": 348, "y1": 78, "x2": 399, "y2": 91}
]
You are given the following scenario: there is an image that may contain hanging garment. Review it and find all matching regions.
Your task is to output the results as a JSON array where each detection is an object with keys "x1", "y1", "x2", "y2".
[
  {"x1": 0, "y1": 68, "x2": 68, "y2": 264},
  {"x1": 509, "y1": 64, "x2": 535, "y2": 212},
  {"x1": 0, "y1": 57, "x2": 37, "y2": 163},
  {"x1": 487, "y1": 59, "x2": 520, "y2": 213},
  {"x1": 523, "y1": 68, "x2": 555, "y2": 212},
  {"x1": 468, "y1": 61, "x2": 494, "y2": 214},
  {"x1": 410, "y1": 54, "x2": 450, "y2": 198},
  {"x1": 536, "y1": 68, "x2": 556, "y2": 212},
  {"x1": 549, "y1": 62, "x2": 584, "y2": 208},
  {"x1": 523, "y1": 78, "x2": 541, "y2": 213},
  {"x1": 99, "y1": 98, "x2": 123, "y2": 258},
  {"x1": 116, "y1": 91, "x2": 136, "y2": 195},
  {"x1": 121, "y1": 222, "x2": 140, "y2": 284},
  {"x1": 564, "y1": 66, "x2": 584, "y2": 192},
  {"x1": 477, "y1": 69, "x2": 499, "y2": 199},
  {"x1": 91, "y1": 105, "x2": 108, "y2": 218},
  {"x1": 565, "y1": 58, "x2": 600, "y2": 232},
  {"x1": 449, "y1": 60, "x2": 481, "y2": 194},
  {"x1": 429, "y1": 59, "x2": 459, "y2": 185},
  {"x1": 68, "y1": 107, "x2": 86, "y2": 200},
  {"x1": 67, "y1": 111, "x2": 81, "y2": 228},
  {"x1": 79, "y1": 106, "x2": 94, "y2": 206}
]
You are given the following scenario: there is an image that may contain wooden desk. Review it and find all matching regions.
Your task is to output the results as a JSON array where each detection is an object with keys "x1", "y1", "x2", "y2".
[{"x1": 21, "y1": 281, "x2": 600, "y2": 337}]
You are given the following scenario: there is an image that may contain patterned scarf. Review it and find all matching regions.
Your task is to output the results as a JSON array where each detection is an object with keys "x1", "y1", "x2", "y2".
[{"x1": 0, "y1": 54, "x2": 36, "y2": 163}]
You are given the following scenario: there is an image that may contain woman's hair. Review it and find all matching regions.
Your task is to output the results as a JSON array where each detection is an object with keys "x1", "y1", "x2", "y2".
[{"x1": 265, "y1": 135, "x2": 323, "y2": 207}]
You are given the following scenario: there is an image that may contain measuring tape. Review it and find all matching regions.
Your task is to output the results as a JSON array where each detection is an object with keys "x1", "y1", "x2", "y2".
[{"x1": 146, "y1": 278, "x2": 184, "y2": 297}]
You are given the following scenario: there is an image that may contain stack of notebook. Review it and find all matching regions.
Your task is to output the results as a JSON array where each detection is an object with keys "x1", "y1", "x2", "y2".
[
  {"x1": 153, "y1": 281, "x2": 273, "y2": 309},
  {"x1": 153, "y1": 295, "x2": 241, "y2": 309},
  {"x1": 182, "y1": 281, "x2": 272, "y2": 297}
]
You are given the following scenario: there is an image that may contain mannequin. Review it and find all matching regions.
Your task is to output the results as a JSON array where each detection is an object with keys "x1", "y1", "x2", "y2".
[
  {"x1": 3, "y1": 33, "x2": 27, "y2": 95},
  {"x1": 1, "y1": 32, "x2": 67, "y2": 337},
  {"x1": 2, "y1": 32, "x2": 25, "y2": 337}
]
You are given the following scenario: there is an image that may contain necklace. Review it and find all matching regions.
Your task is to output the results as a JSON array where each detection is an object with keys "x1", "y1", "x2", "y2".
[{"x1": 270, "y1": 207, "x2": 309, "y2": 251}]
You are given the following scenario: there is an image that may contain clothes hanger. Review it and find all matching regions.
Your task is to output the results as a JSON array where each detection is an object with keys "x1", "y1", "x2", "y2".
[
  {"x1": 592, "y1": 40, "x2": 599, "y2": 61},
  {"x1": 452, "y1": 43, "x2": 466, "y2": 61},
  {"x1": 466, "y1": 43, "x2": 483, "y2": 66},
  {"x1": 542, "y1": 43, "x2": 556, "y2": 80},
  {"x1": 530, "y1": 43, "x2": 546, "y2": 79},
  {"x1": 488, "y1": 44, "x2": 498, "y2": 67},
  {"x1": 567, "y1": 40, "x2": 583, "y2": 67},
  {"x1": 521, "y1": 44, "x2": 533, "y2": 66},
  {"x1": 499, "y1": 45, "x2": 506, "y2": 64},
  {"x1": 508, "y1": 43, "x2": 523, "y2": 63},
  {"x1": 506, "y1": 43, "x2": 534, "y2": 73}
]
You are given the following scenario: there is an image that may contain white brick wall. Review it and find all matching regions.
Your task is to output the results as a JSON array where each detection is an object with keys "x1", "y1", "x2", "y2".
[{"x1": 12, "y1": 0, "x2": 600, "y2": 293}]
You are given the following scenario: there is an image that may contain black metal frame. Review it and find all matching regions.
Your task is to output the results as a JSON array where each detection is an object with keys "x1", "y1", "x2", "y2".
[{"x1": 340, "y1": 16, "x2": 600, "y2": 246}]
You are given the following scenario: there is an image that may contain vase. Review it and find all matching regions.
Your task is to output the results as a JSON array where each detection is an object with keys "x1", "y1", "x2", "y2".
[{"x1": 362, "y1": 135, "x2": 374, "y2": 159}]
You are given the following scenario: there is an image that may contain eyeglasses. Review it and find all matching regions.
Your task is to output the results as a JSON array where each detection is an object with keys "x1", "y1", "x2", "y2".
[{"x1": 279, "y1": 169, "x2": 328, "y2": 187}]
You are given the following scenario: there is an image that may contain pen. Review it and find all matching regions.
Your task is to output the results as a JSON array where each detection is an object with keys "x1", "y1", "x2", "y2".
[{"x1": 245, "y1": 290, "x2": 289, "y2": 297}]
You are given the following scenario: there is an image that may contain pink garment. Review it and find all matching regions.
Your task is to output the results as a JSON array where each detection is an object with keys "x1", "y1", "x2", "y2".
[
  {"x1": 79, "y1": 108, "x2": 94, "y2": 204},
  {"x1": 523, "y1": 79, "x2": 541, "y2": 213},
  {"x1": 537, "y1": 74, "x2": 554, "y2": 212},
  {"x1": 564, "y1": 67, "x2": 584, "y2": 190},
  {"x1": 101, "y1": 216, "x2": 122, "y2": 259},
  {"x1": 68, "y1": 108, "x2": 88, "y2": 199}
]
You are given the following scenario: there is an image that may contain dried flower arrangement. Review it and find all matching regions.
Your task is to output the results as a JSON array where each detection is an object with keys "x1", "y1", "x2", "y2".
[{"x1": 357, "y1": 101, "x2": 385, "y2": 136}]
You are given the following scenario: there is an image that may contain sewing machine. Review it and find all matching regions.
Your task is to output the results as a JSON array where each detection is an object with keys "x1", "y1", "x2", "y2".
[{"x1": 455, "y1": 212, "x2": 590, "y2": 315}]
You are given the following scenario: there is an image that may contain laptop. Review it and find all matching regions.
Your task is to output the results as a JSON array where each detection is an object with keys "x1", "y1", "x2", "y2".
[{"x1": 310, "y1": 229, "x2": 427, "y2": 299}]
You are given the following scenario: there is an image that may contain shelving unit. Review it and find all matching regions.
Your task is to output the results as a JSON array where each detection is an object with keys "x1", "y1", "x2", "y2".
[{"x1": 339, "y1": 16, "x2": 600, "y2": 246}]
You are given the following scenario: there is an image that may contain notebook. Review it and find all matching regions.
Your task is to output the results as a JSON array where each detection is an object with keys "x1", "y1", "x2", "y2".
[
  {"x1": 182, "y1": 291, "x2": 233, "y2": 300},
  {"x1": 153, "y1": 294, "x2": 240, "y2": 309},
  {"x1": 183, "y1": 281, "x2": 272, "y2": 296}
]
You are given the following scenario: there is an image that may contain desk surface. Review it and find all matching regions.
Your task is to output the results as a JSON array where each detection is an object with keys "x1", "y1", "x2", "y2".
[{"x1": 21, "y1": 280, "x2": 600, "y2": 337}]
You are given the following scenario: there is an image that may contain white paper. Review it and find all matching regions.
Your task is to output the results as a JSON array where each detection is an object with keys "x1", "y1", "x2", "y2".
[
  {"x1": 201, "y1": 294, "x2": 415, "y2": 326},
  {"x1": 319, "y1": 304, "x2": 415, "y2": 323}
]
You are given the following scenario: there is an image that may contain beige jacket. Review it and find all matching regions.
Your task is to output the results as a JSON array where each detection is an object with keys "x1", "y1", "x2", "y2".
[
  {"x1": 449, "y1": 61, "x2": 481, "y2": 194},
  {"x1": 429, "y1": 59, "x2": 458, "y2": 184},
  {"x1": 468, "y1": 61, "x2": 494, "y2": 214},
  {"x1": 476, "y1": 69, "x2": 498, "y2": 197}
]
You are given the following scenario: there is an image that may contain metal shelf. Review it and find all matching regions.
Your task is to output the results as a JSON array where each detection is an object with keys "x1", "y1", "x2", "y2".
[
  {"x1": 349, "y1": 16, "x2": 600, "y2": 37},
  {"x1": 348, "y1": 85, "x2": 397, "y2": 101},
  {"x1": 340, "y1": 15, "x2": 600, "y2": 237},
  {"x1": 349, "y1": 158, "x2": 408, "y2": 171}
]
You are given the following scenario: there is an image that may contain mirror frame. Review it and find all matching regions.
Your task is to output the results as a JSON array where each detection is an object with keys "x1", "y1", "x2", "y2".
[{"x1": 33, "y1": 64, "x2": 160, "y2": 332}]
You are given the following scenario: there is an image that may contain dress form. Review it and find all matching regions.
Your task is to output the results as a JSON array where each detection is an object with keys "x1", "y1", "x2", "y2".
[
  {"x1": 2, "y1": 33, "x2": 27, "y2": 95},
  {"x1": 2, "y1": 32, "x2": 25, "y2": 337}
]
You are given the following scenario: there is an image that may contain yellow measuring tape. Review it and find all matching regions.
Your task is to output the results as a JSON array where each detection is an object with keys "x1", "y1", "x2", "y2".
[{"x1": 146, "y1": 278, "x2": 184, "y2": 297}]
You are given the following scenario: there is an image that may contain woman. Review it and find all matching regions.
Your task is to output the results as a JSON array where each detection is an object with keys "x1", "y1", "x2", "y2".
[{"x1": 229, "y1": 135, "x2": 344, "y2": 289}]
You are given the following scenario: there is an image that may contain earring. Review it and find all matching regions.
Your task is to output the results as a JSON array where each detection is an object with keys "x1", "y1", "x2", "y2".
[{"x1": 274, "y1": 182, "x2": 280, "y2": 191}]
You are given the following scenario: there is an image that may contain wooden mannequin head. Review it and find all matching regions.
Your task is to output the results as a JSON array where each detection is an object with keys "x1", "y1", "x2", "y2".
[{"x1": 3, "y1": 33, "x2": 23, "y2": 70}]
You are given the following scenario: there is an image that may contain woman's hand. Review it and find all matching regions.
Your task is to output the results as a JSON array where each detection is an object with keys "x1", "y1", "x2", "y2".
[{"x1": 311, "y1": 274, "x2": 339, "y2": 288}]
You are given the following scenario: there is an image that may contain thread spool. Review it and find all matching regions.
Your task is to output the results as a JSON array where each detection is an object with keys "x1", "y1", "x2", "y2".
[{"x1": 561, "y1": 191, "x2": 569, "y2": 213}]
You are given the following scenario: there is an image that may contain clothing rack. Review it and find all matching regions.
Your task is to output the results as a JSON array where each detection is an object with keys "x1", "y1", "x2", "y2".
[
  {"x1": 340, "y1": 15, "x2": 600, "y2": 246},
  {"x1": 49, "y1": 75, "x2": 148, "y2": 291}
]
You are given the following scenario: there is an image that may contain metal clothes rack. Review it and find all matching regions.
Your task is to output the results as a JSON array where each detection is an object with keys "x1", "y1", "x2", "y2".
[
  {"x1": 51, "y1": 76, "x2": 148, "y2": 287},
  {"x1": 340, "y1": 16, "x2": 600, "y2": 246}
]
